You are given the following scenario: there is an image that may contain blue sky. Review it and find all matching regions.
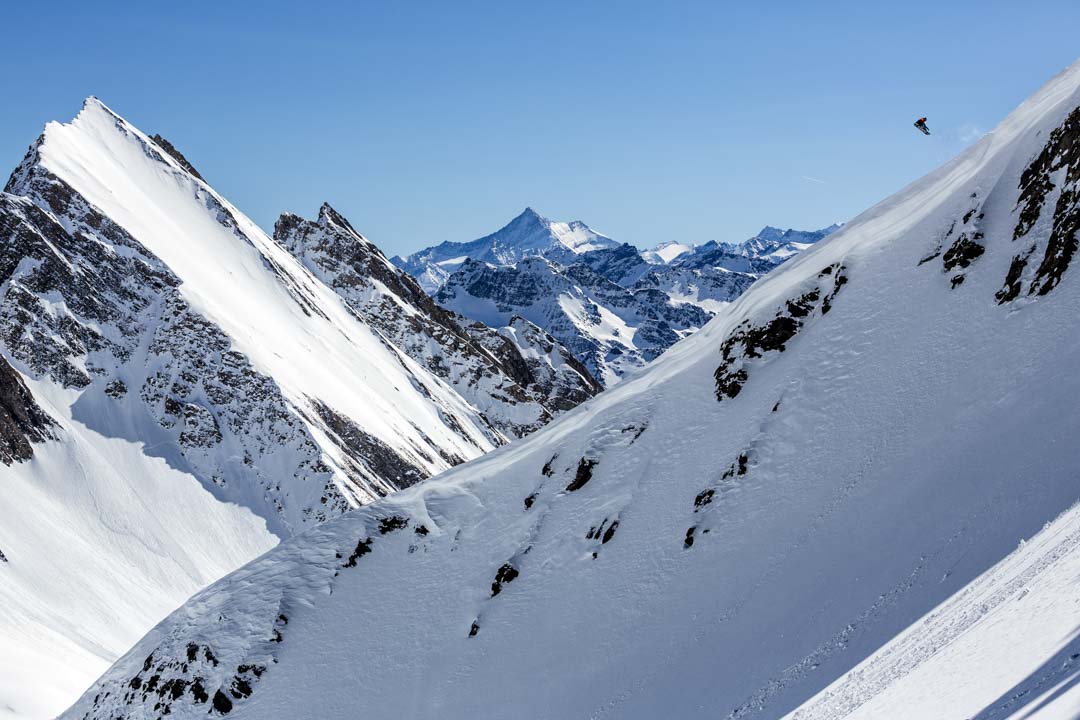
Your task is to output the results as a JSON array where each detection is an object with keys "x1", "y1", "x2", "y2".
[{"x1": 2, "y1": 1, "x2": 1079, "y2": 256}]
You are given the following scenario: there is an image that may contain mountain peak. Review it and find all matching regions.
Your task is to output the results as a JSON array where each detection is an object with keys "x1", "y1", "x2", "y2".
[
  {"x1": 508, "y1": 206, "x2": 547, "y2": 227},
  {"x1": 316, "y1": 202, "x2": 369, "y2": 241},
  {"x1": 76, "y1": 95, "x2": 123, "y2": 125}
]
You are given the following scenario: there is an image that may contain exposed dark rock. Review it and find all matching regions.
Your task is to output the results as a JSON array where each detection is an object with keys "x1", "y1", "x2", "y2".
[
  {"x1": 312, "y1": 400, "x2": 426, "y2": 490},
  {"x1": 469, "y1": 620, "x2": 480, "y2": 637},
  {"x1": 229, "y1": 677, "x2": 252, "y2": 700},
  {"x1": 565, "y1": 457, "x2": 598, "y2": 492},
  {"x1": 601, "y1": 520, "x2": 619, "y2": 544},
  {"x1": 104, "y1": 378, "x2": 127, "y2": 398},
  {"x1": 1013, "y1": 106, "x2": 1080, "y2": 296},
  {"x1": 490, "y1": 562, "x2": 520, "y2": 596},
  {"x1": 211, "y1": 689, "x2": 232, "y2": 714},
  {"x1": 715, "y1": 265, "x2": 846, "y2": 400},
  {"x1": 342, "y1": 538, "x2": 373, "y2": 568},
  {"x1": 190, "y1": 679, "x2": 208, "y2": 704},
  {"x1": 941, "y1": 232, "x2": 985, "y2": 271},
  {"x1": 378, "y1": 515, "x2": 409, "y2": 534},
  {"x1": 684, "y1": 526, "x2": 696, "y2": 549},
  {"x1": 0, "y1": 354, "x2": 55, "y2": 464},
  {"x1": 523, "y1": 493, "x2": 537, "y2": 510},
  {"x1": 150, "y1": 134, "x2": 205, "y2": 182},
  {"x1": 996, "y1": 246, "x2": 1036, "y2": 303},
  {"x1": 541, "y1": 454, "x2": 557, "y2": 476},
  {"x1": 694, "y1": 488, "x2": 715, "y2": 509}
]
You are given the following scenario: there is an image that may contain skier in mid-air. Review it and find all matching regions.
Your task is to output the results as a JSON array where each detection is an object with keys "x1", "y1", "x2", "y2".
[{"x1": 914, "y1": 117, "x2": 930, "y2": 135}]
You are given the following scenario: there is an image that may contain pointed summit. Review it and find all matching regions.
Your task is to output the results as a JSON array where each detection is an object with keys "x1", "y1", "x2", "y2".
[
  {"x1": 504, "y1": 206, "x2": 548, "y2": 230},
  {"x1": 392, "y1": 206, "x2": 619, "y2": 292},
  {"x1": 76, "y1": 95, "x2": 124, "y2": 124}
]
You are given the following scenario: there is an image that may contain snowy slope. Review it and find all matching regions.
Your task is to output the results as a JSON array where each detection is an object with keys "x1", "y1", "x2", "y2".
[
  {"x1": 642, "y1": 240, "x2": 695, "y2": 265},
  {"x1": 392, "y1": 208, "x2": 619, "y2": 293},
  {"x1": 0, "y1": 376, "x2": 276, "y2": 720},
  {"x1": 788, "y1": 502, "x2": 1080, "y2": 720},
  {"x1": 64, "y1": 59, "x2": 1080, "y2": 720}
]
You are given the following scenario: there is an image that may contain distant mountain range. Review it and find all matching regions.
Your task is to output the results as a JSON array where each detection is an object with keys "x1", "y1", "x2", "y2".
[{"x1": 395, "y1": 209, "x2": 839, "y2": 384}]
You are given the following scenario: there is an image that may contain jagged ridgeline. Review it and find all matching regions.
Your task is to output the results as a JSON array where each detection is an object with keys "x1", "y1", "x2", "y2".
[{"x1": 62, "y1": 62, "x2": 1080, "y2": 720}]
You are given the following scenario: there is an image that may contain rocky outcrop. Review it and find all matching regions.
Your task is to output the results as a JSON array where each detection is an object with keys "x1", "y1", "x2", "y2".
[
  {"x1": 150, "y1": 134, "x2": 205, "y2": 182},
  {"x1": 0, "y1": 354, "x2": 55, "y2": 464}
]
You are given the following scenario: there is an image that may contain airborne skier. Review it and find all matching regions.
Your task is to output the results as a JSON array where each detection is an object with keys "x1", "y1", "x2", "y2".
[{"x1": 914, "y1": 117, "x2": 930, "y2": 135}]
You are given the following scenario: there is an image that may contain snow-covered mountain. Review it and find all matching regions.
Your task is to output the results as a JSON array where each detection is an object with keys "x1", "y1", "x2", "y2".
[
  {"x1": 640, "y1": 225, "x2": 840, "y2": 269},
  {"x1": 398, "y1": 211, "x2": 836, "y2": 385},
  {"x1": 63, "y1": 57, "x2": 1080, "y2": 720},
  {"x1": 0, "y1": 99, "x2": 592, "y2": 718},
  {"x1": 273, "y1": 203, "x2": 599, "y2": 438},
  {"x1": 641, "y1": 240, "x2": 695, "y2": 265},
  {"x1": 434, "y1": 255, "x2": 712, "y2": 385},
  {"x1": 392, "y1": 207, "x2": 620, "y2": 293}
]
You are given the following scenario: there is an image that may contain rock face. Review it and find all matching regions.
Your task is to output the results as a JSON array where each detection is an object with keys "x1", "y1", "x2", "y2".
[
  {"x1": 398, "y1": 210, "x2": 838, "y2": 385},
  {"x1": 273, "y1": 204, "x2": 599, "y2": 437},
  {"x1": 0, "y1": 353, "x2": 55, "y2": 464},
  {"x1": 62, "y1": 58, "x2": 1080, "y2": 720}
]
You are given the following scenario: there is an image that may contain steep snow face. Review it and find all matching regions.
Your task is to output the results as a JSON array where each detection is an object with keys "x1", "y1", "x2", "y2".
[
  {"x1": 392, "y1": 207, "x2": 619, "y2": 293},
  {"x1": 6, "y1": 97, "x2": 502, "y2": 522},
  {"x1": 642, "y1": 240, "x2": 695, "y2": 265},
  {"x1": 64, "y1": 60, "x2": 1080, "y2": 720},
  {"x1": 435, "y1": 255, "x2": 711, "y2": 385},
  {"x1": 788, "y1": 501, "x2": 1080, "y2": 720},
  {"x1": 273, "y1": 204, "x2": 599, "y2": 437},
  {"x1": 0, "y1": 375, "x2": 277, "y2": 720}
]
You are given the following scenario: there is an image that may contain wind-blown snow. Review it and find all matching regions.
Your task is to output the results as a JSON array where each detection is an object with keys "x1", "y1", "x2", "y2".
[{"x1": 63, "y1": 59, "x2": 1080, "y2": 720}]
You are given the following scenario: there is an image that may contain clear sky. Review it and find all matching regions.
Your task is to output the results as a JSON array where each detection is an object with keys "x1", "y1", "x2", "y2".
[{"x1": 2, "y1": 1, "x2": 1079, "y2": 256}]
